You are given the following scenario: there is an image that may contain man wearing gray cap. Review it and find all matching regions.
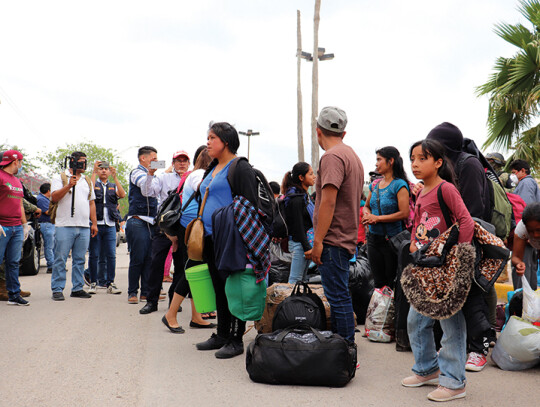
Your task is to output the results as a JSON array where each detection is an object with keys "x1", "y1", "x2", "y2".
[{"x1": 306, "y1": 106, "x2": 364, "y2": 344}]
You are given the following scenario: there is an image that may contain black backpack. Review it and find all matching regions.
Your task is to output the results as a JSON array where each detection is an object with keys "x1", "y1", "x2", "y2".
[
  {"x1": 272, "y1": 282, "x2": 327, "y2": 331},
  {"x1": 227, "y1": 157, "x2": 287, "y2": 238}
]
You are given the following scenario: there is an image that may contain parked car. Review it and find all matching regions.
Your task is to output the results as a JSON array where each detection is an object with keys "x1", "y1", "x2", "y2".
[{"x1": 19, "y1": 219, "x2": 41, "y2": 276}]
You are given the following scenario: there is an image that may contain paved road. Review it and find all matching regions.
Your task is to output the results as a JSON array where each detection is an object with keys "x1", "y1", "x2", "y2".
[{"x1": 1, "y1": 243, "x2": 537, "y2": 407}]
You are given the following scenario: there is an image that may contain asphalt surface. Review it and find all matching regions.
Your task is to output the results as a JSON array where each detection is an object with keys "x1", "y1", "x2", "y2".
[{"x1": 1, "y1": 243, "x2": 538, "y2": 407}]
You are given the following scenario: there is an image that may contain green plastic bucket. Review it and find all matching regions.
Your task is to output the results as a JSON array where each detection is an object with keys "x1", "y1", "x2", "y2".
[{"x1": 185, "y1": 264, "x2": 216, "y2": 313}]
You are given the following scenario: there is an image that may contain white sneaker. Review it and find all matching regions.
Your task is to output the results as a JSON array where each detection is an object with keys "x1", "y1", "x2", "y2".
[
  {"x1": 88, "y1": 283, "x2": 97, "y2": 295},
  {"x1": 107, "y1": 283, "x2": 122, "y2": 295}
]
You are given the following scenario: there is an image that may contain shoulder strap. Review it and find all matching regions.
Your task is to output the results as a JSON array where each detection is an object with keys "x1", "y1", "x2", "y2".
[
  {"x1": 226, "y1": 157, "x2": 244, "y2": 195},
  {"x1": 436, "y1": 182, "x2": 453, "y2": 228},
  {"x1": 60, "y1": 172, "x2": 68, "y2": 186},
  {"x1": 455, "y1": 152, "x2": 472, "y2": 178},
  {"x1": 375, "y1": 183, "x2": 389, "y2": 238},
  {"x1": 84, "y1": 176, "x2": 93, "y2": 200}
]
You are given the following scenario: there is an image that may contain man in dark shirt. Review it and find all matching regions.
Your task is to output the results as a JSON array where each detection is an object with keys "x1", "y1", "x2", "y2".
[{"x1": 36, "y1": 183, "x2": 54, "y2": 273}]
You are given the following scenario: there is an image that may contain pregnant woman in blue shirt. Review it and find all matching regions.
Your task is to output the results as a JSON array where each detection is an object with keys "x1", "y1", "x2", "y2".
[{"x1": 362, "y1": 146, "x2": 410, "y2": 289}]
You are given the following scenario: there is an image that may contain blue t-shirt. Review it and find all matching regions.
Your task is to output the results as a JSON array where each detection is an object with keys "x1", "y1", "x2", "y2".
[
  {"x1": 199, "y1": 161, "x2": 233, "y2": 236},
  {"x1": 368, "y1": 178, "x2": 409, "y2": 237}
]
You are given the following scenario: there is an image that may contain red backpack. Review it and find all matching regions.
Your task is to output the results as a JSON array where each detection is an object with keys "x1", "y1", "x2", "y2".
[{"x1": 506, "y1": 192, "x2": 526, "y2": 224}]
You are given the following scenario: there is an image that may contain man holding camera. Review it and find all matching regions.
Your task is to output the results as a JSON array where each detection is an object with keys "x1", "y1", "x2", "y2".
[
  {"x1": 50, "y1": 151, "x2": 98, "y2": 301},
  {"x1": 126, "y1": 146, "x2": 161, "y2": 307},
  {"x1": 87, "y1": 160, "x2": 126, "y2": 295}
]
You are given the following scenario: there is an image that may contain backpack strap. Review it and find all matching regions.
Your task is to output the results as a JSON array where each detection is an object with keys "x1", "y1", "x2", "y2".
[
  {"x1": 436, "y1": 182, "x2": 453, "y2": 228},
  {"x1": 84, "y1": 175, "x2": 93, "y2": 200}
]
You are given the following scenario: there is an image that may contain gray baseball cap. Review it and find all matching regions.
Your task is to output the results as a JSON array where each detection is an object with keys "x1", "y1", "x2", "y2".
[{"x1": 317, "y1": 106, "x2": 348, "y2": 133}]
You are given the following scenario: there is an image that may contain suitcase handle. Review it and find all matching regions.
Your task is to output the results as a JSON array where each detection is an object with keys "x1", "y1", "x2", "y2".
[{"x1": 275, "y1": 324, "x2": 327, "y2": 343}]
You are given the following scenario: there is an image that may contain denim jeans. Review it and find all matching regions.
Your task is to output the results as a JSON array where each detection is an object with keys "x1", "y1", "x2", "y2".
[
  {"x1": 288, "y1": 239, "x2": 310, "y2": 284},
  {"x1": 0, "y1": 225, "x2": 23, "y2": 300},
  {"x1": 407, "y1": 307, "x2": 467, "y2": 390},
  {"x1": 89, "y1": 225, "x2": 117, "y2": 286},
  {"x1": 51, "y1": 227, "x2": 91, "y2": 293},
  {"x1": 39, "y1": 222, "x2": 55, "y2": 268},
  {"x1": 126, "y1": 217, "x2": 153, "y2": 297},
  {"x1": 318, "y1": 244, "x2": 356, "y2": 343}
]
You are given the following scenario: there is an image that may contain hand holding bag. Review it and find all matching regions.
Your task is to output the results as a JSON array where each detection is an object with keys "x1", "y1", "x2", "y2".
[{"x1": 185, "y1": 186, "x2": 210, "y2": 261}]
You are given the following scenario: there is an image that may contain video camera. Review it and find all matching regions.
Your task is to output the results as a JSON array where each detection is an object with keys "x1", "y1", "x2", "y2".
[{"x1": 64, "y1": 155, "x2": 87, "y2": 171}]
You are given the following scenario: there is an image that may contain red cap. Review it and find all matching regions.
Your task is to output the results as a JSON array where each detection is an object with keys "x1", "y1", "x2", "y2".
[
  {"x1": 0, "y1": 150, "x2": 23, "y2": 166},
  {"x1": 173, "y1": 150, "x2": 189, "y2": 160}
]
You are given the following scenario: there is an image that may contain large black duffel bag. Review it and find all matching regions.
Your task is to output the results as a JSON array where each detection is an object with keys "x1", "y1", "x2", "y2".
[{"x1": 246, "y1": 324, "x2": 357, "y2": 387}]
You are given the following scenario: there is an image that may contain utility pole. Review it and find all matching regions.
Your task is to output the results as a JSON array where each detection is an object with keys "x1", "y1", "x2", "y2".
[
  {"x1": 296, "y1": 10, "x2": 304, "y2": 162},
  {"x1": 311, "y1": 0, "x2": 321, "y2": 172},
  {"x1": 239, "y1": 129, "x2": 260, "y2": 161}
]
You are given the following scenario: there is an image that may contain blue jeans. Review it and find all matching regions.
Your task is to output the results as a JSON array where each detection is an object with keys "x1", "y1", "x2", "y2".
[
  {"x1": 51, "y1": 227, "x2": 91, "y2": 293},
  {"x1": 407, "y1": 307, "x2": 467, "y2": 390},
  {"x1": 318, "y1": 244, "x2": 356, "y2": 343},
  {"x1": 126, "y1": 217, "x2": 153, "y2": 297},
  {"x1": 0, "y1": 225, "x2": 23, "y2": 300},
  {"x1": 39, "y1": 222, "x2": 55, "y2": 268},
  {"x1": 89, "y1": 225, "x2": 117, "y2": 286},
  {"x1": 288, "y1": 239, "x2": 310, "y2": 284}
]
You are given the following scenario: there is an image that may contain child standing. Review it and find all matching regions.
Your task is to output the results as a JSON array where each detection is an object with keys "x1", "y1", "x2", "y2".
[{"x1": 402, "y1": 139, "x2": 474, "y2": 402}]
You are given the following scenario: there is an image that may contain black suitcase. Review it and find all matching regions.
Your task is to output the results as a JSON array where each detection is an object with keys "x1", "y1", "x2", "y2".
[{"x1": 246, "y1": 324, "x2": 357, "y2": 387}]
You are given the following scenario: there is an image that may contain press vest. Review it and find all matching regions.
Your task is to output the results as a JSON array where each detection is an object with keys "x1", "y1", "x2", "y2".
[
  {"x1": 94, "y1": 180, "x2": 120, "y2": 222},
  {"x1": 127, "y1": 168, "x2": 157, "y2": 218}
]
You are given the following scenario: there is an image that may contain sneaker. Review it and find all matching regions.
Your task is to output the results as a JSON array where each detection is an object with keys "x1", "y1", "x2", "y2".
[
  {"x1": 97, "y1": 284, "x2": 108, "y2": 289},
  {"x1": 427, "y1": 385, "x2": 466, "y2": 402},
  {"x1": 20, "y1": 289, "x2": 31, "y2": 298},
  {"x1": 466, "y1": 352, "x2": 487, "y2": 372},
  {"x1": 107, "y1": 283, "x2": 122, "y2": 295},
  {"x1": 140, "y1": 295, "x2": 147, "y2": 302},
  {"x1": 215, "y1": 341, "x2": 244, "y2": 359},
  {"x1": 128, "y1": 295, "x2": 138, "y2": 304},
  {"x1": 401, "y1": 370, "x2": 440, "y2": 387},
  {"x1": 196, "y1": 333, "x2": 228, "y2": 351},
  {"x1": 52, "y1": 292, "x2": 65, "y2": 301},
  {"x1": 88, "y1": 283, "x2": 97, "y2": 295},
  {"x1": 70, "y1": 290, "x2": 92, "y2": 298},
  {"x1": 7, "y1": 295, "x2": 29, "y2": 306}
]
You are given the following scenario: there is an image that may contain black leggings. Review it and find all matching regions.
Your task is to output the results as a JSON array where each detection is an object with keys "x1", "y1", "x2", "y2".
[
  {"x1": 367, "y1": 234, "x2": 398, "y2": 289},
  {"x1": 203, "y1": 236, "x2": 245, "y2": 343}
]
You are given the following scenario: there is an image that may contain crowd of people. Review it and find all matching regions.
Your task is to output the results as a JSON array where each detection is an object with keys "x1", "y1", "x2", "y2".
[{"x1": 1, "y1": 107, "x2": 539, "y2": 402}]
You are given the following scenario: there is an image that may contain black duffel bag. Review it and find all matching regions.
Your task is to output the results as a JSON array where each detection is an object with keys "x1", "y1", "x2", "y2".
[
  {"x1": 246, "y1": 324, "x2": 357, "y2": 387},
  {"x1": 272, "y1": 282, "x2": 327, "y2": 331}
]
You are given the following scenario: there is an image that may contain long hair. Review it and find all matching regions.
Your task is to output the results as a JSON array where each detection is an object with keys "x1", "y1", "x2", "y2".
[
  {"x1": 283, "y1": 161, "x2": 311, "y2": 192},
  {"x1": 193, "y1": 148, "x2": 212, "y2": 171},
  {"x1": 376, "y1": 146, "x2": 410, "y2": 185},
  {"x1": 409, "y1": 139, "x2": 457, "y2": 186}
]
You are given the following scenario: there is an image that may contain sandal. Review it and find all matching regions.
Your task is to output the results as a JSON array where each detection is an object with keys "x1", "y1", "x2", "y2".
[{"x1": 202, "y1": 311, "x2": 217, "y2": 320}]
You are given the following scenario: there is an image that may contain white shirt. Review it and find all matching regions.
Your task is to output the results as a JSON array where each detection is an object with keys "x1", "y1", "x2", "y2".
[
  {"x1": 51, "y1": 171, "x2": 95, "y2": 227},
  {"x1": 157, "y1": 171, "x2": 183, "y2": 205},
  {"x1": 515, "y1": 220, "x2": 540, "y2": 250}
]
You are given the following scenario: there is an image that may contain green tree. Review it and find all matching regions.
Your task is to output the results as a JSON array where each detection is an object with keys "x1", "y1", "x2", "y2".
[
  {"x1": 38, "y1": 141, "x2": 131, "y2": 216},
  {"x1": 476, "y1": 0, "x2": 540, "y2": 174}
]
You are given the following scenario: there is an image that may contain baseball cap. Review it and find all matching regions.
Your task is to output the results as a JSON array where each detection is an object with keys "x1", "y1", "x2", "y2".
[
  {"x1": 0, "y1": 150, "x2": 23, "y2": 166},
  {"x1": 173, "y1": 150, "x2": 189, "y2": 160},
  {"x1": 317, "y1": 106, "x2": 348, "y2": 133}
]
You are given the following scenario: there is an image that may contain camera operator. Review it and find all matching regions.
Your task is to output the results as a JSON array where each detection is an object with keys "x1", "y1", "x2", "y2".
[{"x1": 50, "y1": 151, "x2": 98, "y2": 301}]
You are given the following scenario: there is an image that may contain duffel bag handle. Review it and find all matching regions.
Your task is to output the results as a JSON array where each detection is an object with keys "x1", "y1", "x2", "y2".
[
  {"x1": 292, "y1": 281, "x2": 313, "y2": 296},
  {"x1": 275, "y1": 323, "x2": 326, "y2": 343}
]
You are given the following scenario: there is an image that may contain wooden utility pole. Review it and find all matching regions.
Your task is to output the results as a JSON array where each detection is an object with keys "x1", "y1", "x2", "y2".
[
  {"x1": 296, "y1": 10, "x2": 304, "y2": 162},
  {"x1": 311, "y1": 0, "x2": 321, "y2": 172}
]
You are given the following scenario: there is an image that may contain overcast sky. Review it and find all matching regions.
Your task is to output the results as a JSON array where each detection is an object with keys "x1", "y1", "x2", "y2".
[{"x1": 0, "y1": 0, "x2": 524, "y2": 183}]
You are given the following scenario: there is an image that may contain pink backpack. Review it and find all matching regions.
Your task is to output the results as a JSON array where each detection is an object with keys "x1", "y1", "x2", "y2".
[{"x1": 506, "y1": 192, "x2": 526, "y2": 224}]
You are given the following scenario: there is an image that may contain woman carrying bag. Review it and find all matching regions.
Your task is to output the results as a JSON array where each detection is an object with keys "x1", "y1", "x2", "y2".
[
  {"x1": 193, "y1": 122, "x2": 262, "y2": 359},
  {"x1": 162, "y1": 147, "x2": 215, "y2": 333},
  {"x1": 283, "y1": 162, "x2": 316, "y2": 284},
  {"x1": 362, "y1": 146, "x2": 411, "y2": 289}
]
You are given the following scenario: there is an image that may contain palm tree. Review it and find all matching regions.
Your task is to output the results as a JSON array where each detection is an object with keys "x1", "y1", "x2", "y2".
[{"x1": 476, "y1": 0, "x2": 540, "y2": 171}]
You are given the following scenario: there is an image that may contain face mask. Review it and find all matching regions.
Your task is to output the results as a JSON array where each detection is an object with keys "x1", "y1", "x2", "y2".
[{"x1": 510, "y1": 173, "x2": 519, "y2": 185}]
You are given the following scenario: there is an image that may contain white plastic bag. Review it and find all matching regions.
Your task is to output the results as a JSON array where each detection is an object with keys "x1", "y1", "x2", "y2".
[
  {"x1": 522, "y1": 276, "x2": 540, "y2": 323},
  {"x1": 491, "y1": 316, "x2": 540, "y2": 371},
  {"x1": 365, "y1": 286, "x2": 395, "y2": 342}
]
